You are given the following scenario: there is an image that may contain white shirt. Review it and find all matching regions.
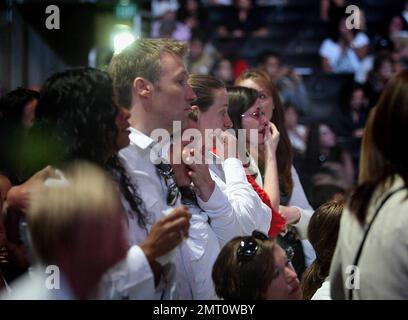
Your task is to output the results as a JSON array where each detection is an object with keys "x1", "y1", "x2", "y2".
[
  {"x1": 182, "y1": 170, "x2": 244, "y2": 299},
  {"x1": 319, "y1": 32, "x2": 369, "y2": 73},
  {"x1": 99, "y1": 245, "x2": 156, "y2": 300},
  {"x1": 185, "y1": 204, "x2": 220, "y2": 300},
  {"x1": 311, "y1": 278, "x2": 331, "y2": 300},
  {"x1": 118, "y1": 127, "x2": 196, "y2": 299},
  {"x1": 208, "y1": 154, "x2": 272, "y2": 240}
]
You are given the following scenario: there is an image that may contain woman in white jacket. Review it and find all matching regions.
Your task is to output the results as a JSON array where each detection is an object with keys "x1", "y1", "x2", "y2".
[{"x1": 330, "y1": 71, "x2": 408, "y2": 299}]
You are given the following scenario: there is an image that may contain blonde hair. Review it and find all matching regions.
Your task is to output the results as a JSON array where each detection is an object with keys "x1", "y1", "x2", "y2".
[
  {"x1": 108, "y1": 38, "x2": 188, "y2": 108},
  {"x1": 27, "y1": 162, "x2": 121, "y2": 265}
]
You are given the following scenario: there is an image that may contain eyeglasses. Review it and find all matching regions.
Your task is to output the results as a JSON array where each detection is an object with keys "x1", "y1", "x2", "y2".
[
  {"x1": 241, "y1": 109, "x2": 266, "y2": 121},
  {"x1": 237, "y1": 230, "x2": 270, "y2": 262},
  {"x1": 155, "y1": 162, "x2": 180, "y2": 206}
]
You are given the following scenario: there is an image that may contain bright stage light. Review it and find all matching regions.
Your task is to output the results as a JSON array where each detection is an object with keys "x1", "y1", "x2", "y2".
[{"x1": 111, "y1": 25, "x2": 135, "y2": 54}]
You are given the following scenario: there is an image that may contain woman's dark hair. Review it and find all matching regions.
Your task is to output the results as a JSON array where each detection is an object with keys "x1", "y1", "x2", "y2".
[
  {"x1": 188, "y1": 74, "x2": 225, "y2": 113},
  {"x1": 235, "y1": 69, "x2": 294, "y2": 200},
  {"x1": 107, "y1": 155, "x2": 149, "y2": 229},
  {"x1": 350, "y1": 70, "x2": 408, "y2": 224},
  {"x1": 212, "y1": 236, "x2": 276, "y2": 300},
  {"x1": 227, "y1": 86, "x2": 259, "y2": 133},
  {"x1": 0, "y1": 88, "x2": 39, "y2": 183},
  {"x1": 329, "y1": 15, "x2": 357, "y2": 42},
  {"x1": 33, "y1": 67, "x2": 147, "y2": 228},
  {"x1": 304, "y1": 122, "x2": 341, "y2": 173},
  {"x1": 339, "y1": 82, "x2": 367, "y2": 113},
  {"x1": 301, "y1": 199, "x2": 344, "y2": 299},
  {"x1": 33, "y1": 67, "x2": 118, "y2": 167},
  {"x1": 0, "y1": 87, "x2": 39, "y2": 124}
]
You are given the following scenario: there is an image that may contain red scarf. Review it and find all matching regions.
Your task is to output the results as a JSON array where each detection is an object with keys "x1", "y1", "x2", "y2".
[{"x1": 245, "y1": 173, "x2": 286, "y2": 237}]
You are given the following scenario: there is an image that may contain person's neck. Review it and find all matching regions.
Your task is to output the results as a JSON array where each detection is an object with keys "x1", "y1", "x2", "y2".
[{"x1": 129, "y1": 106, "x2": 167, "y2": 138}]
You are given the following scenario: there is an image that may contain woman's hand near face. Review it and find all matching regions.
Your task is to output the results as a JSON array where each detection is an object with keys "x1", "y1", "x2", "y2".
[
  {"x1": 264, "y1": 122, "x2": 280, "y2": 158},
  {"x1": 184, "y1": 147, "x2": 215, "y2": 202}
]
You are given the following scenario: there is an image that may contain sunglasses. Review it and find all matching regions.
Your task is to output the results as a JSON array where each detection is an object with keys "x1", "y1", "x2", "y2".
[
  {"x1": 155, "y1": 162, "x2": 180, "y2": 206},
  {"x1": 236, "y1": 230, "x2": 270, "y2": 262},
  {"x1": 237, "y1": 231, "x2": 295, "y2": 262}
]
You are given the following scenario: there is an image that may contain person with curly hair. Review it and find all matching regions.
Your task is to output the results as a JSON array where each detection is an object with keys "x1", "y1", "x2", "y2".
[{"x1": 3, "y1": 67, "x2": 190, "y2": 299}]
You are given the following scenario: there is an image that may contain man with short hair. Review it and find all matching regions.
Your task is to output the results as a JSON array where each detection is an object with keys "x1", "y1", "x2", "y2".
[{"x1": 109, "y1": 39, "x2": 231, "y2": 299}]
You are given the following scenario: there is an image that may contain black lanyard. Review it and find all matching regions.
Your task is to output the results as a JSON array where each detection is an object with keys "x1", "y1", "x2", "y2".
[{"x1": 348, "y1": 185, "x2": 406, "y2": 300}]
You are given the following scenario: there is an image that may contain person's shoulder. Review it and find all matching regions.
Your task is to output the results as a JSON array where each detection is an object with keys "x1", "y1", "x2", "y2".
[
  {"x1": 319, "y1": 38, "x2": 338, "y2": 54},
  {"x1": 3, "y1": 270, "x2": 49, "y2": 300}
]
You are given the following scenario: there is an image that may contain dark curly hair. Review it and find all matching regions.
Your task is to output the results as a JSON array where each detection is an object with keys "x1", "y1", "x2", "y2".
[
  {"x1": 34, "y1": 67, "x2": 118, "y2": 166},
  {"x1": 32, "y1": 67, "x2": 148, "y2": 228},
  {"x1": 0, "y1": 88, "x2": 39, "y2": 183}
]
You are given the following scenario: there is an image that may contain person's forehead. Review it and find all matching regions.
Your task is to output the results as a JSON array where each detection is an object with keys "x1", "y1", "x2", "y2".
[
  {"x1": 213, "y1": 88, "x2": 228, "y2": 104},
  {"x1": 159, "y1": 52, "x2": 188, "y2": 76}
]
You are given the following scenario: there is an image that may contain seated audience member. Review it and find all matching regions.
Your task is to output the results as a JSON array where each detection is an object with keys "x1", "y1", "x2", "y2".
[
  {"x1": 283, "y1": 103, "x2": 308, "y2": 156},
  {"x1": 365, "y1": 52, "x2": 395, "y2": 110},
  {"x1": 211, "y1": 58, "x2": 234, "y2": 86},
  {"x1": 151, "y1": 2, "x2": 191, "y2": 41},
  {"x1": 301, "y1": 200, "x2": 344, "y2": 300},
  {"x1": 319, "y1": 15, "x2": 370, "y2": 77},
  {"x1": 336, "y1": 82, "x2": 369, "y2": 172},
  {"x1": 216, "y1": 0, "x2": 268, "y2": 38},
  {"x1": 320, "y1": 0, "x2": 347, "y2": 23},
  {"x1": 257, "y1": 51, "x2": 309, "y2": 115},
  {"x1": 1, "y1": 162, "x2": 129, "y2": 299},
  {"x1": 186, "y1": 30, "x2": 218, "y2": 75},
  {"x1": 177, "y1": 0, "x2": 209, "y2": 31},
  {"x1": 212, "y1": 230, "x2": 302, "y2": 300},
  {"x1": 301, "y1": 122, "x2": 354, "y2": 191}
]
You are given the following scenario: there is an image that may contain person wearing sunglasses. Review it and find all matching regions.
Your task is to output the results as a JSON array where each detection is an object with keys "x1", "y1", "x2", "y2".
[{"x1": 212, "y1": 230, "x2": 302, "y2": 300}]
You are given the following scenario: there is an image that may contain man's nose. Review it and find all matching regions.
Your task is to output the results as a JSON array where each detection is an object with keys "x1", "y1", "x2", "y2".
[{"x1": 186, "y1": 84, "x2": 197, "y2": 102}]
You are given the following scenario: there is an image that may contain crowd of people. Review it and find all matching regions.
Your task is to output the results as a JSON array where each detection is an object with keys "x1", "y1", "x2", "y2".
[{"x1": 1, "y1": 1, "x2": 408, "y2": 301}]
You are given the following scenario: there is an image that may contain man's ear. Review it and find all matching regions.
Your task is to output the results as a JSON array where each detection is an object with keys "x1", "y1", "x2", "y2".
[{"x1": 132, "y1": 77, "x2": 152, "y2": 99}]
